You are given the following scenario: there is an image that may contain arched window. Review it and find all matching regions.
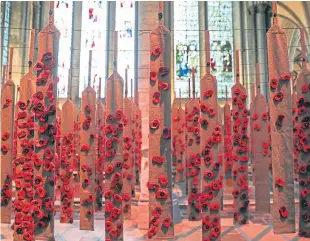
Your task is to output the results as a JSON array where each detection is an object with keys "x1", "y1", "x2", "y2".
[
  {"x1": 79, "y1": 1, "x2": 107, "y2": 97},
  {"x1": 54, "y1": 1, "x2": 73, "y2": 98},
  {"x1": 208, "y1": 1, "x2": 234, "y2": 98},
  {"x1": 116, "y1": 0, "x2": 135, "y2": 97},
  {"x1": 174, "y1": 1, "x2": 200, "y2": 98}
]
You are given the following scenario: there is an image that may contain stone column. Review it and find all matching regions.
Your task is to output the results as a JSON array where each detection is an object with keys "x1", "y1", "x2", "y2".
[
  {"x1": 70, "y1": 1, "x2": 83, "y2": 104},
  {"x1": 136, "y1": 1, "x2": 158, "y2": 230},
  {"x1": 245, "y1": 2, "x2": 257, "y2": 102},
  {"x1": 255, "y1": 2, "x2": 269, "y2": 99},
  {"x1": 199, "y1": 2, "x2": 207, "y2": 78},
  {"x1": 105, "y1": 1, "x2": 116, "y2": 79}
]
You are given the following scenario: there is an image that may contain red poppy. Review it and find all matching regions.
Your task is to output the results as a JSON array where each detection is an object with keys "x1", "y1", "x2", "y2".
[
  {"x1": 148, "y1": 226, "x2": 157, "y2": 237},
  {"x1": 158, "y1": 175, "x2": 168, "y2": 186},
  {"x1": 1, "y1": 132, "x2": 10, "y2": 141},
  {"x1": 204, "y1": 89, "x2": 213, "y2": 98},
  {"x1": 279, "y1": 206, "x2": 288, "y2": 218},
  {"x1": 105, "y1": 220, "x2": 112, "y2": 231},
  {"x1": 114, "y1": 194, "x2": 123, "y2": 203},
  {"x1": 1, "y1": 144, "x2": 9, "y2": 153},
  {"x1": 34, "y1": 176, "x2": 43, "y2": 187},
  {"x1": 208, "y1": 107, "x2": 216, "y2": 117},
  {"x1": 300, "y1": 164, "x2": 307, "y2": 174},
  {"x1": 204, "y1": 171, "x2": 214, "y2": 179},
  {"x1": 281, "y1": 73, "x2": 291, "y2": 81},
  {"x1": 150, "y1": 119, "x2": 160, "y2": 130},
  {"x1": 152, "y1": 155, "x2": 165, "y2": 164},
  {"x1": 253, "y1": 123, "x2": 261, "y2": 131},
  {"x1": 275, "y1": 176, "x2": 285, "y2": 188},
  {"x1": 302, "y1": 84, "x2": 308, "y2": 93},
  {"x1": 44, "y1": 148, "x2": 54, "y2": 159},
  {"x1": 209, "y1": 203, "x2": 220, "y2": 211},
  {"x1": 270, "y1": 78, "x2": 278, "y2": 89},
  {"x1": 232, "y1": 189, "x2": 239, "y2": 198},
  {"x1": 84, "y1": 104, "x2": 92, "y2": 113},
  {"x1": 152, "y1": 92, "x2": 161, "y2": 105},
  {"x1": 163, "y1": 216, "x2": 172, "y2": 227},
  {"x1": 274, "y1": 91, "x2": 284, "y2": 102},
  {"x1": 301, "y1": 189, "x2": 308, "y2": 198},
  {"x1": 240, "y1": 94, "x2": 247, "y2": 100},
  {"x1": 158, "y1": 81, "x2": 169, "y2": 90},
  {"x1": 81, "y1": 144, "x2": 90, "y2": 152},
  {"x1": 200, "y1": 103, "x2": 208, "y2": 112},
  {"x1": 156, "y1": 189, "x2": 168, "y2": 199},
  {"x1": 150, "y1": 71, "x2": 157, "y2": 82},
  {"x1": 35, "y1": 187, "x2": 46, "y2": 198},
  {"x1": 152, "y1": 46, "x2": 162, "y2": 56}
]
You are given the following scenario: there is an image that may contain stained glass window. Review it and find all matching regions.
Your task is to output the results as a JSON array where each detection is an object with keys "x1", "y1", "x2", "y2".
[
  {"x1": 174, "y1": 1, "x2": 200, "y2": 98},
  {"x1": 54, "y1": 1, "x2": 73, "y2": 98},
  {"x1": 208, "y1": 1, "x2": 234, "y2": 99},
  {"x1": 79, "y1": 1, "x2": 107, "y2": 97},
  {"x1": 116, "y1": 0, "x2": 135, "y2": 97}
]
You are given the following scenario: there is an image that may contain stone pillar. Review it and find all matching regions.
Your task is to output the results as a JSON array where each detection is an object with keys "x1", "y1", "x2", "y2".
[
  {"x1": 39, "y1": 1, "x2": 50, "y2": 30},
  {"x1": 105, "y1": 1, "x2": 116, "y2": 79},
  {"x1": 70, "y1": 1, "x2": 82, "y2": 104},
  {"x1": 199, "y1": 2, "x2": 207, "y2": 78},
  {"x1": 136, "y1": 1, "x2": 158, "y2": 230},
  {"x1": 255, "y1": 2, "x2": 269, "y2": 99},
  {"x1": 245, "y1": 2, "x2": 257, "y2": 102}
]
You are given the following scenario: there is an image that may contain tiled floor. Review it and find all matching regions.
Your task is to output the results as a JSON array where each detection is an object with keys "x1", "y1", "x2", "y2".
[{"x1": 1, "y1": 205, "x2": 308, "y2": 241}]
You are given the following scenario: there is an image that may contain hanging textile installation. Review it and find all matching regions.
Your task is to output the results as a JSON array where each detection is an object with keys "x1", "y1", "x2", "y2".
[
  {"x1": 174, "y1": 1, "x2": 200, "y2": 98},
  {"x1": 1, "y1": 48, "x2": 15, "y2": 224},
  {"x1": 13, "y1": 31, "x2": 35, "y2": 241},
  {"x1": 104, "y1": 31, "x2": 124, "y2": 241},
  {"x1": 295, "y1": 28, "x2": 310, "y2": 238},
  {"x1": 33, "y1": 2, "x2": 60, "y2": 239},
  {"x1": 231, "y1": 50, "x2": 249, "y2": 225},
  {"x1": 60, "y1": 70, "x2": 76, "y2": 223},
  {"x1": 185, "y1": 70, "x2": 201, "y2": 221},
  {"x1": 95, "y1": 77, "x2": 105, "y2": 212},
  {"x1": 79, "y1": 51, "x2": 96, "y2": 230},
  {"x1": 251, "y1": 64, "x2": 270, "y2": 213},
  {"x1": 200, "y1": 30, "x2": 221, "y2": 241},
  {"x1": 123, "y1": 68, "x2": 134, "y2": 219},
  {"x1": 148, "y1": 2, "x2": 174, "y2": 238},
  {"x1": 224, "y1": 87, "x2": 233, "y2": 185},
  {"x1": 267, "y1": 3, "x2": 295, "y2": 234},
  {"x1": 208, "y1": 1, "x2": 234, "y2": 99}
]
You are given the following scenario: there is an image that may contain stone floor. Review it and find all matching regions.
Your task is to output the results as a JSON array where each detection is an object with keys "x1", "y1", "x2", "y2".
[{"x1": 1, "y1": 204, "x2": 308, "y2": 241}]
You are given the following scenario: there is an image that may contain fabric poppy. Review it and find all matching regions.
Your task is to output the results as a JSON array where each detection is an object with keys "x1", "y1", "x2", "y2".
[
  {"x1": 162, "y1": 216, "x2": 172, "y2": 227},
  {"x1": 204, "y1": 171, "x2": 215, "y2": 179},
  {"x1": 158, "y1": 66, "x2": 169, "y2": 76},
  {"x1": 35, "y1": 187, "x2": 46, "y2": 198},
  {"x1": 158, "y1": 175, "x2": 168, "y2": 186},
  {"x1": 270, "y1": 78, "x2": 278, "y2": 89},
  {"x1": 113, "y1": 194, "x2": 123, "y2": 203},
  {"x1": 275, "y1": 176, "x2": 285, "y2": 188},
  {"x1": 152, "y1": 155, "x2": 165, "y2": 164},
  {"x1": 204, "y1": 89, "x2": 213, "y2": 98},
  {"x1": 156, "y1": 189, "x2": 168, "y2": 199},
  {"x1": 149, "y1": 216, "x2": 160, "y2": 226},
  {"x1": 281, "y1": 73, "x2": 291, "y2": 81},
  {"x1": 84, "y1": 104, "x2": 92, "y2": 113},
  {"x1": 44, "y1": 148, "x2": 54, "y2": 159},
  {"x1": 152, "y1": 92, "x2": 161, "y2": 104},
  {"x1": 150, "y1": 71, "x2": 157, "y2": 82},
  {"x1": 209, "y1": 203, "x2": 220, "y2": 211},
  {"x1": 150, "y1": 119, "x2": 160, "y2": 130},
  {"x1": 152, "y1": 46, "x2": 162, "y2": 56},
  {"x1": 158, "y1": 81, "x2": 169, "y2": 90},
  {"x1": 279, "y1": 206, "x2": 288, "y2": 218},
  {"x1": 81, "y1": 144, "x2": 90, "y2": 152},
  {"x1": 302, "y1": 84, "x2": 308, "y2": 93},
  {"x1": 274, "y1": 91, "x2": 284, "y2": 102},
  {"x1": 148, "y1": 226, "x2": 157, "y2": 237},
  {"x1": 163, "y1": 127, "x2": 171, "y2": 139}
]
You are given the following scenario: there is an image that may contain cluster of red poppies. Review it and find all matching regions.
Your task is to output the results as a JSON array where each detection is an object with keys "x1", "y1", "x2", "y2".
[
  {"x1": 104, "y1": 108, "x2": 124, "y2": 239},
  {"x1": 147, "y1": 205, "x2": 172, "y2": 237},
  {"x1": 202, "y1": 215, "x2": 221, "y2": 241},
  {"x1": 134, "y1": 112, "x2": 142, "y2": 174},
  {"x1": 59, "y1": 133, "x2": 75, "y2": 223},
  {"x1": 231, "y1": 87, "x2": 249, "y2": 225},
  {"x1": 295, "y1": 83, "x2": 310, "y2": 232},
  {"x1": 172, "y1": 112, "x2": 186, "y2": 180}
]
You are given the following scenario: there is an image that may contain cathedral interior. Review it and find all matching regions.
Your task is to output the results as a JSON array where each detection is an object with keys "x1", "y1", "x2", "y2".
[{"x1": 1, "y1": 1, "x2": 310, "y2": 241}]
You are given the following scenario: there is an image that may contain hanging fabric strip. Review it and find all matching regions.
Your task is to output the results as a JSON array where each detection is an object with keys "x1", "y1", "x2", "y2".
[
  {"x1": 267, "y1": 2, "x2": 295, "y2": 233},
  {"x1": 34, "y1": 2, "x2": 60, "y2": 239},
  {"x1": 200, "y1": 30, "x2": 221, "y2": 241},
  {"x1": 1, "y1": 48, "x2": 16, "y2": 224},
  {"x1": 295, "y1": 27, "x2": 310, "y2": 238},
  {"x1": 13, "y1": 30, "x2": 36, "y2": 241},
  {"x1": 148, "y1": 2, "x2": 174, "y2": 238},
  {"x1": 231, "y1": 49, "x2": 249, "y2": 225},
  {"x1": 251, "y1": 64, "x2": 270, "y2": 213},
  {"x1": 104, "y1": 31, "x2": 124, "y2": 241},
  {"x1": 79, "y1": 50, "x2": 96, "y2": 231}
]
